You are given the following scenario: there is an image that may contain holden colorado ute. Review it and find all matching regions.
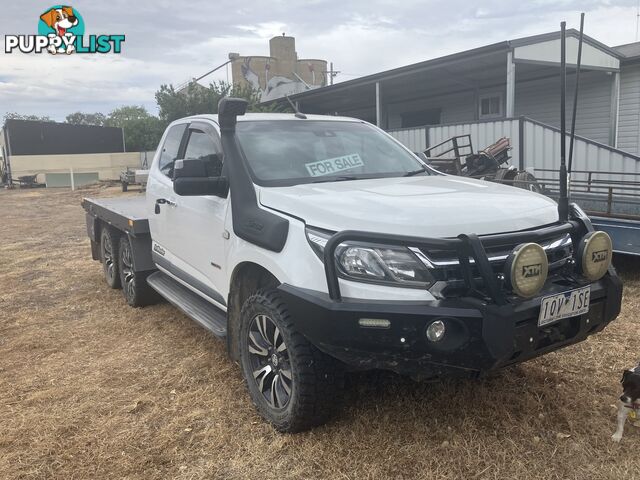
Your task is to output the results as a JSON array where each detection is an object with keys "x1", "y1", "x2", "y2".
[{"x1": 82, "y1": 98, "x2": 622, "y2": 432}]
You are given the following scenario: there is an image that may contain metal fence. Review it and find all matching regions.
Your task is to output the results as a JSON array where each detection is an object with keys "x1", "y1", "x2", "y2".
[{"x1": 388, "y1": 116, "x2": 640, "y2": 186}]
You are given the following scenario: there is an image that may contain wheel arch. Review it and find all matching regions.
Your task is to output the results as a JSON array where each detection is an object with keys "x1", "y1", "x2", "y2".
[{"x1": 227, "y1": 261, "x2": 281, "y2": 361}]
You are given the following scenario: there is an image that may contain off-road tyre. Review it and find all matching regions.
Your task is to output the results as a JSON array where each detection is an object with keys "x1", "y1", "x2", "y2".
[
  {"x1": 100, "y1": 227, "x2": 121, "y2": 289},
  {"x1": 118, "y1": 235, "x2": 160, "y2": 307},
  {"x1": 239, "y1": 289, "x2": 344, "y2": 432}
]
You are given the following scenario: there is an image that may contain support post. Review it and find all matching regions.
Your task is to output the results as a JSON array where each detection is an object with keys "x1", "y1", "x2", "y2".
[
  {"x1": 3, "y1": 125, "x2": 14, "y2": 188},
  {"x1": 506, "y1": 50, "x2": 516, "y2": 118},
  {"x1": 610, "y1": 71, "x2": 620, "y2": 147},
  {"x1": 518, "y1": 116, "x2": 525, "y2": 170},
  {"x1": 70, "y1": 167, "x2": 75, "y2": 191},
  {"x1": 375, "y1": 81, "x2": 382, "y2": 128}
]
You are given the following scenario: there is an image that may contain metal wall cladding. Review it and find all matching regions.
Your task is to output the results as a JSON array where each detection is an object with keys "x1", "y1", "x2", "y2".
[
  {"x1": 387, "y1": 127, "x2": 428, "y2": 153},
  {"x1": 5, "y1": 119, "x2": 124, "y2": 156},
  {"x1": 389, "y1": 117, "x2": 640, "y2": 188},
  {"x1": 617, "y1": 63, "x2": 640, "y2": 155}
]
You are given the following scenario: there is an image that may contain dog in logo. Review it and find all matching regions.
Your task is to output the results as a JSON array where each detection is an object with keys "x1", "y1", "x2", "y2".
[{"x1": 39, "y1": 6, "x2": 78, "y2": 54}]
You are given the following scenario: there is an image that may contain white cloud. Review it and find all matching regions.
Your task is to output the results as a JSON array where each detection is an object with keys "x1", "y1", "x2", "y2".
[{"x1": 0, "y1": 0, "x2": 637, "y2": 121}]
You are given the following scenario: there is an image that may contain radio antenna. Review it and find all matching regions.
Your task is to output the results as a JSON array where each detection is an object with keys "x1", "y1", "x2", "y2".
[
  {"x1": 567, "y1": 12, "x2": 585, "y2": 193},
  {"x1": 558, "y1": 21, "x2": 569, "y2": 223},
  {"x1": 285, "y1": 95, "x2": 307, "y2": 119}
]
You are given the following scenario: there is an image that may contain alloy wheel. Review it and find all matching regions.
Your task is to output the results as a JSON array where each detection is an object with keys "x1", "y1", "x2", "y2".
[
  {"x1": 103, "y1": 235, "x2": 116, "y2": 280},
  {"x1": 121, "y1": 240, "x2": 135, "y2": 299},
  {"x1": 247, "y1": 314, "x2": 292, "y2": 409}
]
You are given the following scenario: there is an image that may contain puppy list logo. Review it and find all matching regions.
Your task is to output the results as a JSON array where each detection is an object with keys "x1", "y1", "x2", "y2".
[{"x1": 4, "y1": 5, "x2": 125, "y2": 55}]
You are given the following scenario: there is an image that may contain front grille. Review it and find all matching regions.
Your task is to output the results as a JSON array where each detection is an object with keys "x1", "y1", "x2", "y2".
[{"x1": 418, "y1": 233, "x2": 574, "y2": 296}]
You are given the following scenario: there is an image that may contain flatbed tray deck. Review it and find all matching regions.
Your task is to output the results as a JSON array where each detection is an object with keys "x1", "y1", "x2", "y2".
[{"x1": 82, "y1": 196, "x2": 150, "y2": 236}]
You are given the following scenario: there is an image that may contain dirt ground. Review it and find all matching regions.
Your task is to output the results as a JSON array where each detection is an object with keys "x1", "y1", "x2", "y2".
[{"x1": 0, "y1": 185, "x2": 639, "y2": 480}]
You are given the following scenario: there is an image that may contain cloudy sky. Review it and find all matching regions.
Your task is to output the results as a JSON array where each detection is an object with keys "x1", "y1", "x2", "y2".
[{"x1": 1, "y1": 0, "x2": 638, "y2": 121}]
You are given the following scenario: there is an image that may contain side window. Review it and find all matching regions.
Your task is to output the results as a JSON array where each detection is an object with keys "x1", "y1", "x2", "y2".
[
  {"x1": 183, "y1": 128, "x2": 223, "y2": 177},
  {"x1": 158, "y1": 124, "x2": 187, "y2": 177},
  {"x1": 479, "y1": 94, "x2": 502, "y2": 119}
]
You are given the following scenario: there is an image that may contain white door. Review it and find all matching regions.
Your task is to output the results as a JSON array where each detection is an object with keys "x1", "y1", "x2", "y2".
[
  {"x1": 151, "y1": 120, "x2": 229, "y2": 307},
  {"x1": 147, "y1": 121, "x2": 188, "y2": 269}
]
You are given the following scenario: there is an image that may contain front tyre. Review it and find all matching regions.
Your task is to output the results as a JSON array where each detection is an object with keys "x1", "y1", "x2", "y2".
[{"x1": 239, "y1": 289, "x2": 344, "y2": 432}]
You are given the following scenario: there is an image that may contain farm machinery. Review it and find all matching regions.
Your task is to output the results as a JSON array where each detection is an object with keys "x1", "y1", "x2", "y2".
[{"x1": 421, "y1": 134, "x2": 542, "y2": 193}]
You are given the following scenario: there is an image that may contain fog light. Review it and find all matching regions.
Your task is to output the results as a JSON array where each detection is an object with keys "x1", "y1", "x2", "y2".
[
  {"x1": 578, "y1": 231, "x2": 612, "y2": 281},
  {"x1": 504, "y1": 242, "x2": 548, "y2": 298},
  {"x1": 358, "y1": 318, "x2": 390, "y2": 329},
  {"x1": 426, "y1": 320, "x2": 446, "y2": 342}
]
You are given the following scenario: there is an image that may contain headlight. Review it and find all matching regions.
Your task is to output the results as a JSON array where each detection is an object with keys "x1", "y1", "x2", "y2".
[
  {"x1": 504, "y1": 242, "x2": 548, "y2": 298},
  {"x1": 578, "y1": 231, "x2": 612, "y2": 281},
  {"x1": 305, "y1": 227, "x2": 435, "y2": 288}
]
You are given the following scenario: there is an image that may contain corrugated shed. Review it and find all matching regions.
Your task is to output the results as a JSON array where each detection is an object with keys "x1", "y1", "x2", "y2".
[
  {"x1": 515, "y1": 71, "x2": 612, "y2": 145},
  {"x1": 389, "y1": 117, "x2": 640, "y2": 184},
  {"x1": 617, "y1": 63, "x2": 640, "y2": 155}
]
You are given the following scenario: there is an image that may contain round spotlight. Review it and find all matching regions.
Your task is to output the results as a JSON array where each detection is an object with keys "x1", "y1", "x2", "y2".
[
  {"x1": 578, "y1": 231, "x2": 612, "y2": 281},
  {"x1": 426, "y1": 320, "x2": 446, "y2": 342},
  {"x1": 504, "y1": 243, "x2": 548, "y2": 298}
]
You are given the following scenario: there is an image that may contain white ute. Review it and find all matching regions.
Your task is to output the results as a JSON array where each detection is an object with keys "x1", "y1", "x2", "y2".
[{"x1": 83, "y1": 97, "x2": 622, "y2": 432}]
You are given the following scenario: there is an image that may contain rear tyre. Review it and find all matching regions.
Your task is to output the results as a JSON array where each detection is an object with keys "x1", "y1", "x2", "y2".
[
  {"x1": 100, "y1": 227, "x2": 121, "y2": 289},
  {"x1": 118, "y1": 235, "x2": 160, "y2": 307},
  {"x1": 239, "y1": 289, "x2": 344, "y2": 432},
  {"x1": 121, "y1": 182, "x2": 128, "y2": 192}
]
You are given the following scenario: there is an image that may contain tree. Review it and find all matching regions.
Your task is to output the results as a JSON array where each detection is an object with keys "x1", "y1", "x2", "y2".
[
  {"x1": 105, "y1": 106, "x2": 151, "y2": 127},
  {"x1": 155, "y1": 80, "x2": 287, "y2": 123},
  {"x1": 65, "y1": 112, "x2": 107, "y2": 126},
  {"x1": 120, "y1": 116, "x2": 166, "y2": 152},
  {"x1": 106, "y1": 105, "x2": 166, "y2": 152},
  {"x1": 3, "y1": 112, "x2": 54, "y2": 123}
]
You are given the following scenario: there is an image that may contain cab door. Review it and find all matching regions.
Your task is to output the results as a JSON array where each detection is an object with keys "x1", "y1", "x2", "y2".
[
  {"x1": 147, "y1": 121, "x2": 188, "y2": 269},
  {"x1": 160, "y1": 121, "x2": 229, "y2": 307}
]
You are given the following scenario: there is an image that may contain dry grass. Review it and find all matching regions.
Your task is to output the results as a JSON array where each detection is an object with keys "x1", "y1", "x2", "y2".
[{"x1": 0, "y1": 185, "x2": 639, "y2": 480}]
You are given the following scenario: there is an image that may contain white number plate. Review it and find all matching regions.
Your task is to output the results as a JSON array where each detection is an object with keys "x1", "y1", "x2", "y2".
[{"x1": 538, "y1": 286, "x2": 590, "y2": 327}]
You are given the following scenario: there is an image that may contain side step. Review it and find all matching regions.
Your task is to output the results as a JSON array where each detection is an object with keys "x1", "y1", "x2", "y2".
[{"x1": 147, "y1": 271, "x2": 227, "y2": 337}]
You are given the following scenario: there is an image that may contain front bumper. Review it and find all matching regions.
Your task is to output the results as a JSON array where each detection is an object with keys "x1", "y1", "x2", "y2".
[{"x1": 278, "y1": 273, "x2": 622, "y2": 379}]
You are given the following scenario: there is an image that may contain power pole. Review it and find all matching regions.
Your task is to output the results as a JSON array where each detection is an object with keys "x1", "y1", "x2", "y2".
[
  {"x1": 324, "y1": 62, "x2": 340, "y2": 85},
  {"x1": 636, "y1": 0, "x2": 640, "y2": 41}
]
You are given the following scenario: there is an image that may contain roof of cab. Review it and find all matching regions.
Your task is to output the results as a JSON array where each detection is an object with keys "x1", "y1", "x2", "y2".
[{"x1": 175, "y1": 112, "x2": 364, "y2": 125}]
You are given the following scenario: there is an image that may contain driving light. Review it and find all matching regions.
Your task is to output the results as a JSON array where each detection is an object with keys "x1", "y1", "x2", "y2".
[
  {"x1": 504, "y1": 243, "x2": 548, "y2": 298},
  {"x1": 358, "y1": 318, "x2": 391, "y2": 329},
  {"x1": 578, "y1": 231, "x2": 612, "y2": 281},
  {"x1": 426, "y1": 320, "x2": 446, "y2": 342}
]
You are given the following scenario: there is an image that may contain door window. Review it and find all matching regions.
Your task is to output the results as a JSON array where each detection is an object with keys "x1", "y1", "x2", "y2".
[
  {"x1": 183, "y1": 128, "x2": 223, "y2": 177},
  {"x1": 158, "y1": 123, "x2": 187, "y2": 177}
]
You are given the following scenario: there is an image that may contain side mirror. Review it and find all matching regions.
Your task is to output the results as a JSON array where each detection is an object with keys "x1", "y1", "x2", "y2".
[{"x1": 173, "y1": 158, "x2": 228, "y2": 197}]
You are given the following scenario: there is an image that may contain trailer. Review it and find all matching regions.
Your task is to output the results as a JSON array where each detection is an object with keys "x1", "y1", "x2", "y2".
[{"x1": 534, "y1": 169, "x2": 640, "y2": 256}]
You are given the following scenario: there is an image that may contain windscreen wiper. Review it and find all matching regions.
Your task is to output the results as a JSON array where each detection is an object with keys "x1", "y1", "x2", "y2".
[
  {"x1": 403, "y1": 166, "x2": 428, "y2": 176},
  {"x1": 311, "y1": 175, "x2": 359, "y2": 183}
]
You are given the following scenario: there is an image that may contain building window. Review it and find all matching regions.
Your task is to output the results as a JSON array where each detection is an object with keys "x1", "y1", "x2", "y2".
[
  {"x1": 479, "y1": 94, "x2": 502, "y2": 119},
  {"x1": 400, "y1": 108, "x2": 442, "y2": 128}
]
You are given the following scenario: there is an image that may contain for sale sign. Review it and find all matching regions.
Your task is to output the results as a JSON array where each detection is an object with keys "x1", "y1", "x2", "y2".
[{"x1": 305, "y1": 153, "x2": 364, "y2": 177}]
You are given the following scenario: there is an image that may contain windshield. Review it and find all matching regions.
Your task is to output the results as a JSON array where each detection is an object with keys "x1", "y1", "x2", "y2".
[{"x1": 235, "y1": 120, "x2": 429, "y2": 186}]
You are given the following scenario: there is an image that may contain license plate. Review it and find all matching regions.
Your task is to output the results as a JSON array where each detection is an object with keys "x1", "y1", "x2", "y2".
[{"x1": 538, "y1": 286, "x2": 590, "y2": 327}]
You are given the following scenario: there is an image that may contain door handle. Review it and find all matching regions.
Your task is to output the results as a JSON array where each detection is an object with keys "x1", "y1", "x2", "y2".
[{"x1": 155, "y1": 198, "x2": 177, "y2": 214}]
